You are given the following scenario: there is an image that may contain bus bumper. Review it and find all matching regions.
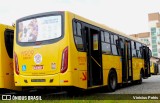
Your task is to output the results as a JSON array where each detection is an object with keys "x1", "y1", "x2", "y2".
[{"x1": 14, "y1": 72, "x2": 72, "y2": 86}]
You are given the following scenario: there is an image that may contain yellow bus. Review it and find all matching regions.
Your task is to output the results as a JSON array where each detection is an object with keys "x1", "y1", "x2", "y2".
[
  {"x1": 150, "y1": 62, "x2": 159, "y2": 75},
  {"x1": 0, "y1": 24, "x2": 21, "y2": 91},
  {"x1": 14, "y1": 11, "x2": 151, "y2": 92}
]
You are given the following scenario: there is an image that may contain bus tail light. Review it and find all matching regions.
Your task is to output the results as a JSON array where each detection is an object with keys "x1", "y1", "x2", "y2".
[
  {"x1": 14, "y1": 52, "x2": 20, "y2": 75},
  {"x1": 61, "y1": 47, "x2": 68, "y2": 73}
]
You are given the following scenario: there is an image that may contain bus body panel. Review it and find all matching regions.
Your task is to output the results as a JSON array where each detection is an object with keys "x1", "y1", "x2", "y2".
[
  {"x1": 68, "y1": 13, "x2": 88, "y2": 89},
  {"x1": 0, "y1": 24, "x2": 21, "y2": 91},
  {"x1": 102, "y1": 55, "x2": 122, "y2": 85},
  {"x1": 150, "y1": 62, "x2": 154, "y2": 74},
  {"x1": 15, "y1": 43, "x2": 62, "y2": 76},
  {"x1": 150, "y1": 62, "x2": 159, "y2": 75},
  {"x1": 132, "y1": 58, "x2": 144, "y2": 80},
  {"x1": 14, "y1": 11, "x2": 72, "y2": 86},
  {"x1": 15, "y1": 73, "x2": 60, "y2": 86}
]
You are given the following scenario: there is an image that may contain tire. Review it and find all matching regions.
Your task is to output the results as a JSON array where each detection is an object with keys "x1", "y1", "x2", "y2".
[
  {"x1": 138, "y1": 71, "x2": 142, "y2": 84},
  {"x1": 107, "y1": 70, "x2": 117, "y2": 92}
]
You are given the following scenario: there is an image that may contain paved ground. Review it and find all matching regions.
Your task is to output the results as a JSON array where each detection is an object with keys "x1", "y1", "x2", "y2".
[
  {"x1": 1, "y1": 75, "x2": 160, "y2": 100},
  {"x1": 108, "y1": 75, "x2": 160, "y2": 94}
]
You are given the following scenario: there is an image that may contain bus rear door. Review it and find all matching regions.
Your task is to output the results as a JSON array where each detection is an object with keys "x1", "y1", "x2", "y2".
[{"x1": 83, "y1": 24, "x2": 103, "y2": 87}]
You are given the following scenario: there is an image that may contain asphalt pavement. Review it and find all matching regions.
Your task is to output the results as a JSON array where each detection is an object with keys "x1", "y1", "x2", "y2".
[{"x1": 108, "y1": 75, "x2": 160, "y2": 94}]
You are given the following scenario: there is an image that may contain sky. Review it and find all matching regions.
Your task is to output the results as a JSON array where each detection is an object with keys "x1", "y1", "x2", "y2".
[{"x1": 0, "y1": 0, "x2": 160, "y2": 34}]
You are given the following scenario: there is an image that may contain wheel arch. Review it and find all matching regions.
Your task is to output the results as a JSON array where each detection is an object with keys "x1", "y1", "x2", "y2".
[
  {"x1": 107, "y1": 68, "x2": 118, "y2": 92},
  {"x1": 108, "y1": 68, "x2": 117, "y2": 78}
]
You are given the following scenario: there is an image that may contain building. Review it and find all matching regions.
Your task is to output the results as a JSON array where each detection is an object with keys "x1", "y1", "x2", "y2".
[
  {"x1": 149, "y1": 12, "x2": 160, "y2": 57},
  {"x1": 130, "y1": 12, "x2": 160, "y2": 57}
]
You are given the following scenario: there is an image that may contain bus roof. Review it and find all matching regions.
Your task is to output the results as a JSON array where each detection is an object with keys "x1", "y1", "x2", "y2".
[
  {"x1": 0, "y1": 24, "x2": 14, "y2": 30},
  {"x1": 66, "y1": 11, "x2": 145, "y2": 45},
  {"x1": 15, "y1": 11, "x2": 145, "y2": 45}
]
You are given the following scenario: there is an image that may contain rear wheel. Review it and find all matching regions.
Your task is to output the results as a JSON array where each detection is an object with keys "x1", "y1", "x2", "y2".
[
  {"x1": 107, "y1": 70, "x2": 117, "y2": 92},
  {"x1": 138, "y1": 71, "x2": 143, "y2": 84}
]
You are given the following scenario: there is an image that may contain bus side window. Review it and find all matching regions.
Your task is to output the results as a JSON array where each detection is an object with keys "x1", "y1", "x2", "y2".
[
  {"x1": 131, "y1": 41, "x2": 137, "y2": 57},
  {"x1": 73, "y1": 21, "x2": 84, "y2": 51},
  {"x1": 136, "y1": 43, "x2": 142, "y2": 58},
  {"x1": 110, "y1": 34, "x2": 114, "y2": 44},
  {"x1": 101, "y1": 31, "x2": 104, "y2": 42},
  {"x1": 4, "y1": 29, "x2": 14, "y2": 58},
  {"x1": 140, "y1": 44, "x2": 144, "y2": 58},
  {"x1": 111, "y1": 34, "x2": 118, "y2": 55},
  {"x1": 101, "y1": 31, "x2": 111, "y2": 54},
  {"x1": 114, "y1": 35, "x2": 120, "y2": 55},
  {"x1": 119, "y1": 38, "x2": 124, "y2": 48}
]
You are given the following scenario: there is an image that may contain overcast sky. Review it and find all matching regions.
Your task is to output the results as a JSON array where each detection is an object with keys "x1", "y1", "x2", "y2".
[{"x1": 0, "y1": 0, "x2": 160, "y2": 34}]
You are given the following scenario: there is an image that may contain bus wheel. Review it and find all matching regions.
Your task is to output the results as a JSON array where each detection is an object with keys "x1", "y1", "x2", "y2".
[{"x1": 107, "y1": 70, "x2": 117, "y2": 92}]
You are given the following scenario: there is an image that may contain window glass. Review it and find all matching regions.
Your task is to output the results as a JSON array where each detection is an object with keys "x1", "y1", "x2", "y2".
[
  {"x1": 74, "y1": 36, "x2": 84, "y2": 50},
  {"x1": 132, "y1": 49, "x2": 137, "y2": 57},
  {"x1": 152, "y1": 39, "x2": 156, "y2": 44},
  {"x1": 102, "y1": 43, "x2": 111, "y2": 54},
  {"x1": 93, "y1": 34, "x2": 98, "y2": 50},
  {"x1": 102, "y1": 43, "x2": 107, "y2": 53},
  {"x1": 77, "y1": 22, "x2": 82, "y2": 36},
  {"x1": 73, "y1": 22, "x2": 77, "y2": 35},
  {"x1": 151, "y1": 27, "x2": 156, "y2": 33},
  {"x1": 136, "y1": 43, "x2": 141, "y2": 50},
  {"x1": 101, "y1": 31, "x2": 104, "y2": 42},
  {"x1": 153, "y1": 53, "x2": 158, "y2": 56},
  {"x1": 131, "y1": 41, "x2": 135, "y2": 49},
  {"x1": 5, "y1": 29, "x2": 14, "y2": 58},
  {"x1": 112, "y1": 45, "x2": 118, "y2": 55},
  {"x1": 114, "y1": 35, "x2": 118, "y2": 44},
  {"x1": 110, "y1": 34, "x2": 114, "y2": 44},
  {"x1": 152, "y1": 48, "x2": 157, "y2": 52},
  {"x1": 18, "y1": 15, "x2": 62, "y2": 42},
  {"x1": 152, "y1": 45, "x2": 157, "y2": 48},
  {"x1": 120, "y1": 39, "x2": 124, "y2": 48},
  {"x1": 104, "y1": 32, "x2": 110, "y2": 43},
  {"x1": 137, "y1": 50, "x2": 142, "y2": 58},
  {"x1": 116, "y1": 45, "x2": 120, "y2": 55},
  {"x1": 152, "y1": 36, "x2": 156, "y2": 40},
  {"x1": 106, "y1": 43, "x2": 111, "y2": 54}
]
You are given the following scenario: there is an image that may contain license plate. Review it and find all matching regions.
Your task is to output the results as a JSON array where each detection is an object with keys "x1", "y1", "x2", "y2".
[{"x1": 31, "y1": 79, "x2": 45, "y2": 82}]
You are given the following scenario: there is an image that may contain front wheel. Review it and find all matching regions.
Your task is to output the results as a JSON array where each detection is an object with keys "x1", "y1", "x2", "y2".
[{"x1": 107, "y1": 70, "x2": 117, "y2": 92}]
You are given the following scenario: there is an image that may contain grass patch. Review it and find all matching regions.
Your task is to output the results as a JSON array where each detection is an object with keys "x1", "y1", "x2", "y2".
[{"x1": 0, "y1": 100, "x2": 160, "y2": 103}]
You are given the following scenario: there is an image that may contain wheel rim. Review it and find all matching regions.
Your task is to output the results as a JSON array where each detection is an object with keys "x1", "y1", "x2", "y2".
[{"x1": 110, "y1": 74, "x2": 116, "y2": 89}]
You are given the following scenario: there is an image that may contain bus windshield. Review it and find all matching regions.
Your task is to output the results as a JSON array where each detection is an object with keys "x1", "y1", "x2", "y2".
[{"x1": 17, "y1": 15, "x2": 62, "y2": 42}]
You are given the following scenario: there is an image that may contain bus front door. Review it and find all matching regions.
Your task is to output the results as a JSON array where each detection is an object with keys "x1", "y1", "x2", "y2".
[
  {"x1": 142, "y1": 46, "x2": 151, "y2": 77},
  {"x1": 83, "y1": 25, "x2": 103, "y2": 87},
  {"x1": 120, "y1": 39, "x2": 133, "y2": 83}
]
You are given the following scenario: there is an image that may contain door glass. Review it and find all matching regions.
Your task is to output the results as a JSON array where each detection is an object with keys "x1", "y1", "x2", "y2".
[{"x1": 93, "y1": 34, "x2": 98, "y2": 50}]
